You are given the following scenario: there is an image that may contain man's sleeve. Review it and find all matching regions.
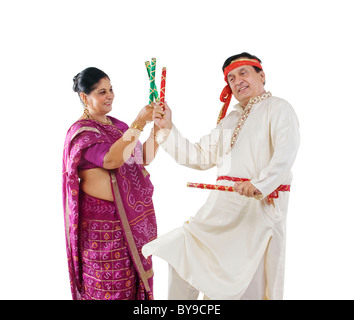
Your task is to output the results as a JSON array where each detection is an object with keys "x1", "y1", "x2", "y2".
[{"x1": 155, "y1": 124, "x2": 220, "y2": 170}]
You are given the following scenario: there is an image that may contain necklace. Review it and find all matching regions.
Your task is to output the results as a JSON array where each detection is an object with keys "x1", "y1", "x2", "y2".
[
  {"x1": 227, "y1": 91, "x2": 272, "y2": 154},
  {"x1": 94, "y1": 117, "x2": 113, "y2": 126},
  {"x1": 85, "y1": 112, "x2": 113, "y2": 126}
]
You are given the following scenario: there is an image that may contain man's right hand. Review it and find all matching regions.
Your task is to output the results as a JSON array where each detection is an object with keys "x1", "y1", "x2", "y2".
[{"x1": 153, "y1": 102, "x2": 172, "y2": 130}]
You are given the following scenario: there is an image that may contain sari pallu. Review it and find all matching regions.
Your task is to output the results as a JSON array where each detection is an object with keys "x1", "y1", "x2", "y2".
[{"x1": 62, "y1": 117, "x2": 157, "y2": 300}]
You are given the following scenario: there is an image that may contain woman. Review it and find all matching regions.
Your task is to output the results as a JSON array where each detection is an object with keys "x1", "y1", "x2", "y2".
[{"x1": 62, "y1": 67, "x2": 159, "y2": 300}]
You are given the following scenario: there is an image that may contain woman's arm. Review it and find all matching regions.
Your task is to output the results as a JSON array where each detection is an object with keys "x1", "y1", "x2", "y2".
[{"x1": 103, "y1": 105, "x2": 154, "y2": 169}]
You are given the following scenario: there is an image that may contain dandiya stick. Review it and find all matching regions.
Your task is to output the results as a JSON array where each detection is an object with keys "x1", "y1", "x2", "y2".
[
  {"x1": 187, "y1": 182, "x2": 236, "y2": 192},
  {"x1": 145, "y1": 60, "x2": 159, "y2": 102},
  {"x1": 145, "y1": 60, "x2": 151, "y2": 79},
  {"x1": 160, "y1": 67, "x2": 166, "y2": 110},
  {"x1": 187, "y1": 182, "x2": 263, "y2": 200},
  {"x1": 149, "y1": 58, "x2": 158, "y2": 104}
]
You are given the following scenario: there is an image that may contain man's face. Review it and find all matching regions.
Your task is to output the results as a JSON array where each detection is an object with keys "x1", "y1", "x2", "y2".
[{"x1": 227, "y1": 65, "x2": 265, "y2": 107}]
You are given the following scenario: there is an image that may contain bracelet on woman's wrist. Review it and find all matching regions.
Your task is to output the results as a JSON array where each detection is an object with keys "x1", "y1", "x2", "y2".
[{"x1": 130, "y1": 122, "x2": 144, "y2": 131}]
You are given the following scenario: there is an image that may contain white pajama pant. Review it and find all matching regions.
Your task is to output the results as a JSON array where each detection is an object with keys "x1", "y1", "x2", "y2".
[{"x1": 168, "y1": 254, "x2": 267, "y2": 300}]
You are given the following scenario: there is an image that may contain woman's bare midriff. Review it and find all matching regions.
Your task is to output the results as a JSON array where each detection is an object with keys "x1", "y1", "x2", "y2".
[{"x1": 78, "y1": 167, "x2": 114, "y2": 202}]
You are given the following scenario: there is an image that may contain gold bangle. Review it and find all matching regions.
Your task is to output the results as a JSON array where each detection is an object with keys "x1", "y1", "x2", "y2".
[{"x1": 130, "y1": 122, "x2": 144, "y2": 131}]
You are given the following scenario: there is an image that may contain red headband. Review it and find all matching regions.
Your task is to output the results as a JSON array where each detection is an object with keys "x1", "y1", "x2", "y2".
[{"x1": 218, "y1": 58, "x2": 263, "y2": 124}]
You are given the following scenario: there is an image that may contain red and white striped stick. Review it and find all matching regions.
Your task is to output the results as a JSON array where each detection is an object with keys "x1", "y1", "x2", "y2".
[
  {"x1": 160, "y1": 67, "x2": 166, "y2": 110},
  {"x1": 187, "y1": 182, "x2": 236, "y2": 192}
]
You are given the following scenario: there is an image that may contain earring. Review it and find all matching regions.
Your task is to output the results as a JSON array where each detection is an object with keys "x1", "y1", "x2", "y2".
[{"x1": 84, "y1": 103, "x2": 91, "y2": 119}]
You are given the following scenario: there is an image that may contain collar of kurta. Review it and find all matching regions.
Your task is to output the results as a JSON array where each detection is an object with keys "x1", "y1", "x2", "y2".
[{"x1": 217, "y1": 58, "x2": 263, "y2": 124}]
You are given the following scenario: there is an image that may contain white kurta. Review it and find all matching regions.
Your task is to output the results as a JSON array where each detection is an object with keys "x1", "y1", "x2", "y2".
[{"x1": 142, "y1": 96, "x2": 300, "y2": 300}]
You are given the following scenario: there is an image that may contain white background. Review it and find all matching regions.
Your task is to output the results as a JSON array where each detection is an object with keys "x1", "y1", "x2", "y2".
[{"x1": 0, "y1": 0, "x2": 353, "y2": 300}]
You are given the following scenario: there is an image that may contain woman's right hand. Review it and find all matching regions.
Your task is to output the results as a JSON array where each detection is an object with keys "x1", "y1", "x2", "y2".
[{"x1": 133, "y1": 104, "x2": 155, "y2": 129}]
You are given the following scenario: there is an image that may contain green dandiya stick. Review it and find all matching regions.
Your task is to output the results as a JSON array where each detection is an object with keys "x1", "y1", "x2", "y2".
[
  {"x1": 145, "y1": 61, "x2": 151, "y2": 79},
  {"x1": 145, "y1": 60, "x2": 159, "y2": 102},
  {"x1": 149, "y1": 58, "x2": 158, "y2": 103}
]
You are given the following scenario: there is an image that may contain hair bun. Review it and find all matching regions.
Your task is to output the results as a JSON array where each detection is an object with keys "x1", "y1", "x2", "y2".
[{"x1": 72, "y1": 73, "x2": 80, "y2": 93}]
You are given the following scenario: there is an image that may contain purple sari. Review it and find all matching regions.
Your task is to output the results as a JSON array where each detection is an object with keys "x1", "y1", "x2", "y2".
[{"x1": 62, "y1": 116, "x2": 157, "y2": 300}]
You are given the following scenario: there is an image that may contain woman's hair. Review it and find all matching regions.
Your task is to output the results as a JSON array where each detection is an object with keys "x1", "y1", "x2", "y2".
[
  {"x1": 73, "y1": 67, "x2": 110, "y2": 96},
  {"x1": 222, "y1": 52, "x2": 262, "y2": 73}
]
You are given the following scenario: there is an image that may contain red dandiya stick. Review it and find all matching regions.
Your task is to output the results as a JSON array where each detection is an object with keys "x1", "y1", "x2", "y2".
[
  {"x1": 187, "y1": 181, "x2": 284, "y2": 205},
  {"x1": 187, "y1": 182, "x2": 236, "y2": 192},
  {"x1": 187, "y1": 182, "x2": 263, "y2": 202},
  {"x1": 160, "y1": 67, "x2": 166, "y2": 110}
]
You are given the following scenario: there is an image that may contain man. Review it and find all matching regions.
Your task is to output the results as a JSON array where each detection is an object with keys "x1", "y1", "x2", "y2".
[{"x1": 143, "y1": 52, "x2": 300, "y2": 300}]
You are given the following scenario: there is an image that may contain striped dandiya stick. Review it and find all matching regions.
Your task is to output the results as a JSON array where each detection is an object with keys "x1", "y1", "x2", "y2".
[
  {"x1": 149, "y1": 58, "x2": 158, "y2": 104},
  {"x1": 145, "y1": 61, "x2": 159, "y2": 102},
  {"x1": 145, "y1": 60, "x2": 151, "y2": 79},
  {"x1": 145, "y1": 58, "x2": 167, "y2": 105},
  {"x1": 187, "y1": 182, "x2": 264, "y2": 202},
  {"x1": 187, "y1": 182, "x2": 236, "y2": 192},
  {"x1": 160, "y1": 67, "x2": 166, "y2": 110},
  {"x1": 187, "y1": 181, "x2": 288, "y2": 205}
]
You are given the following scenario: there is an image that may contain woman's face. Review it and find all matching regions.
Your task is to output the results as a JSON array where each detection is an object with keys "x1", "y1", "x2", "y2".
[{"x1": 84, "y1": 77, "x2": 115, "y2": 115}]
